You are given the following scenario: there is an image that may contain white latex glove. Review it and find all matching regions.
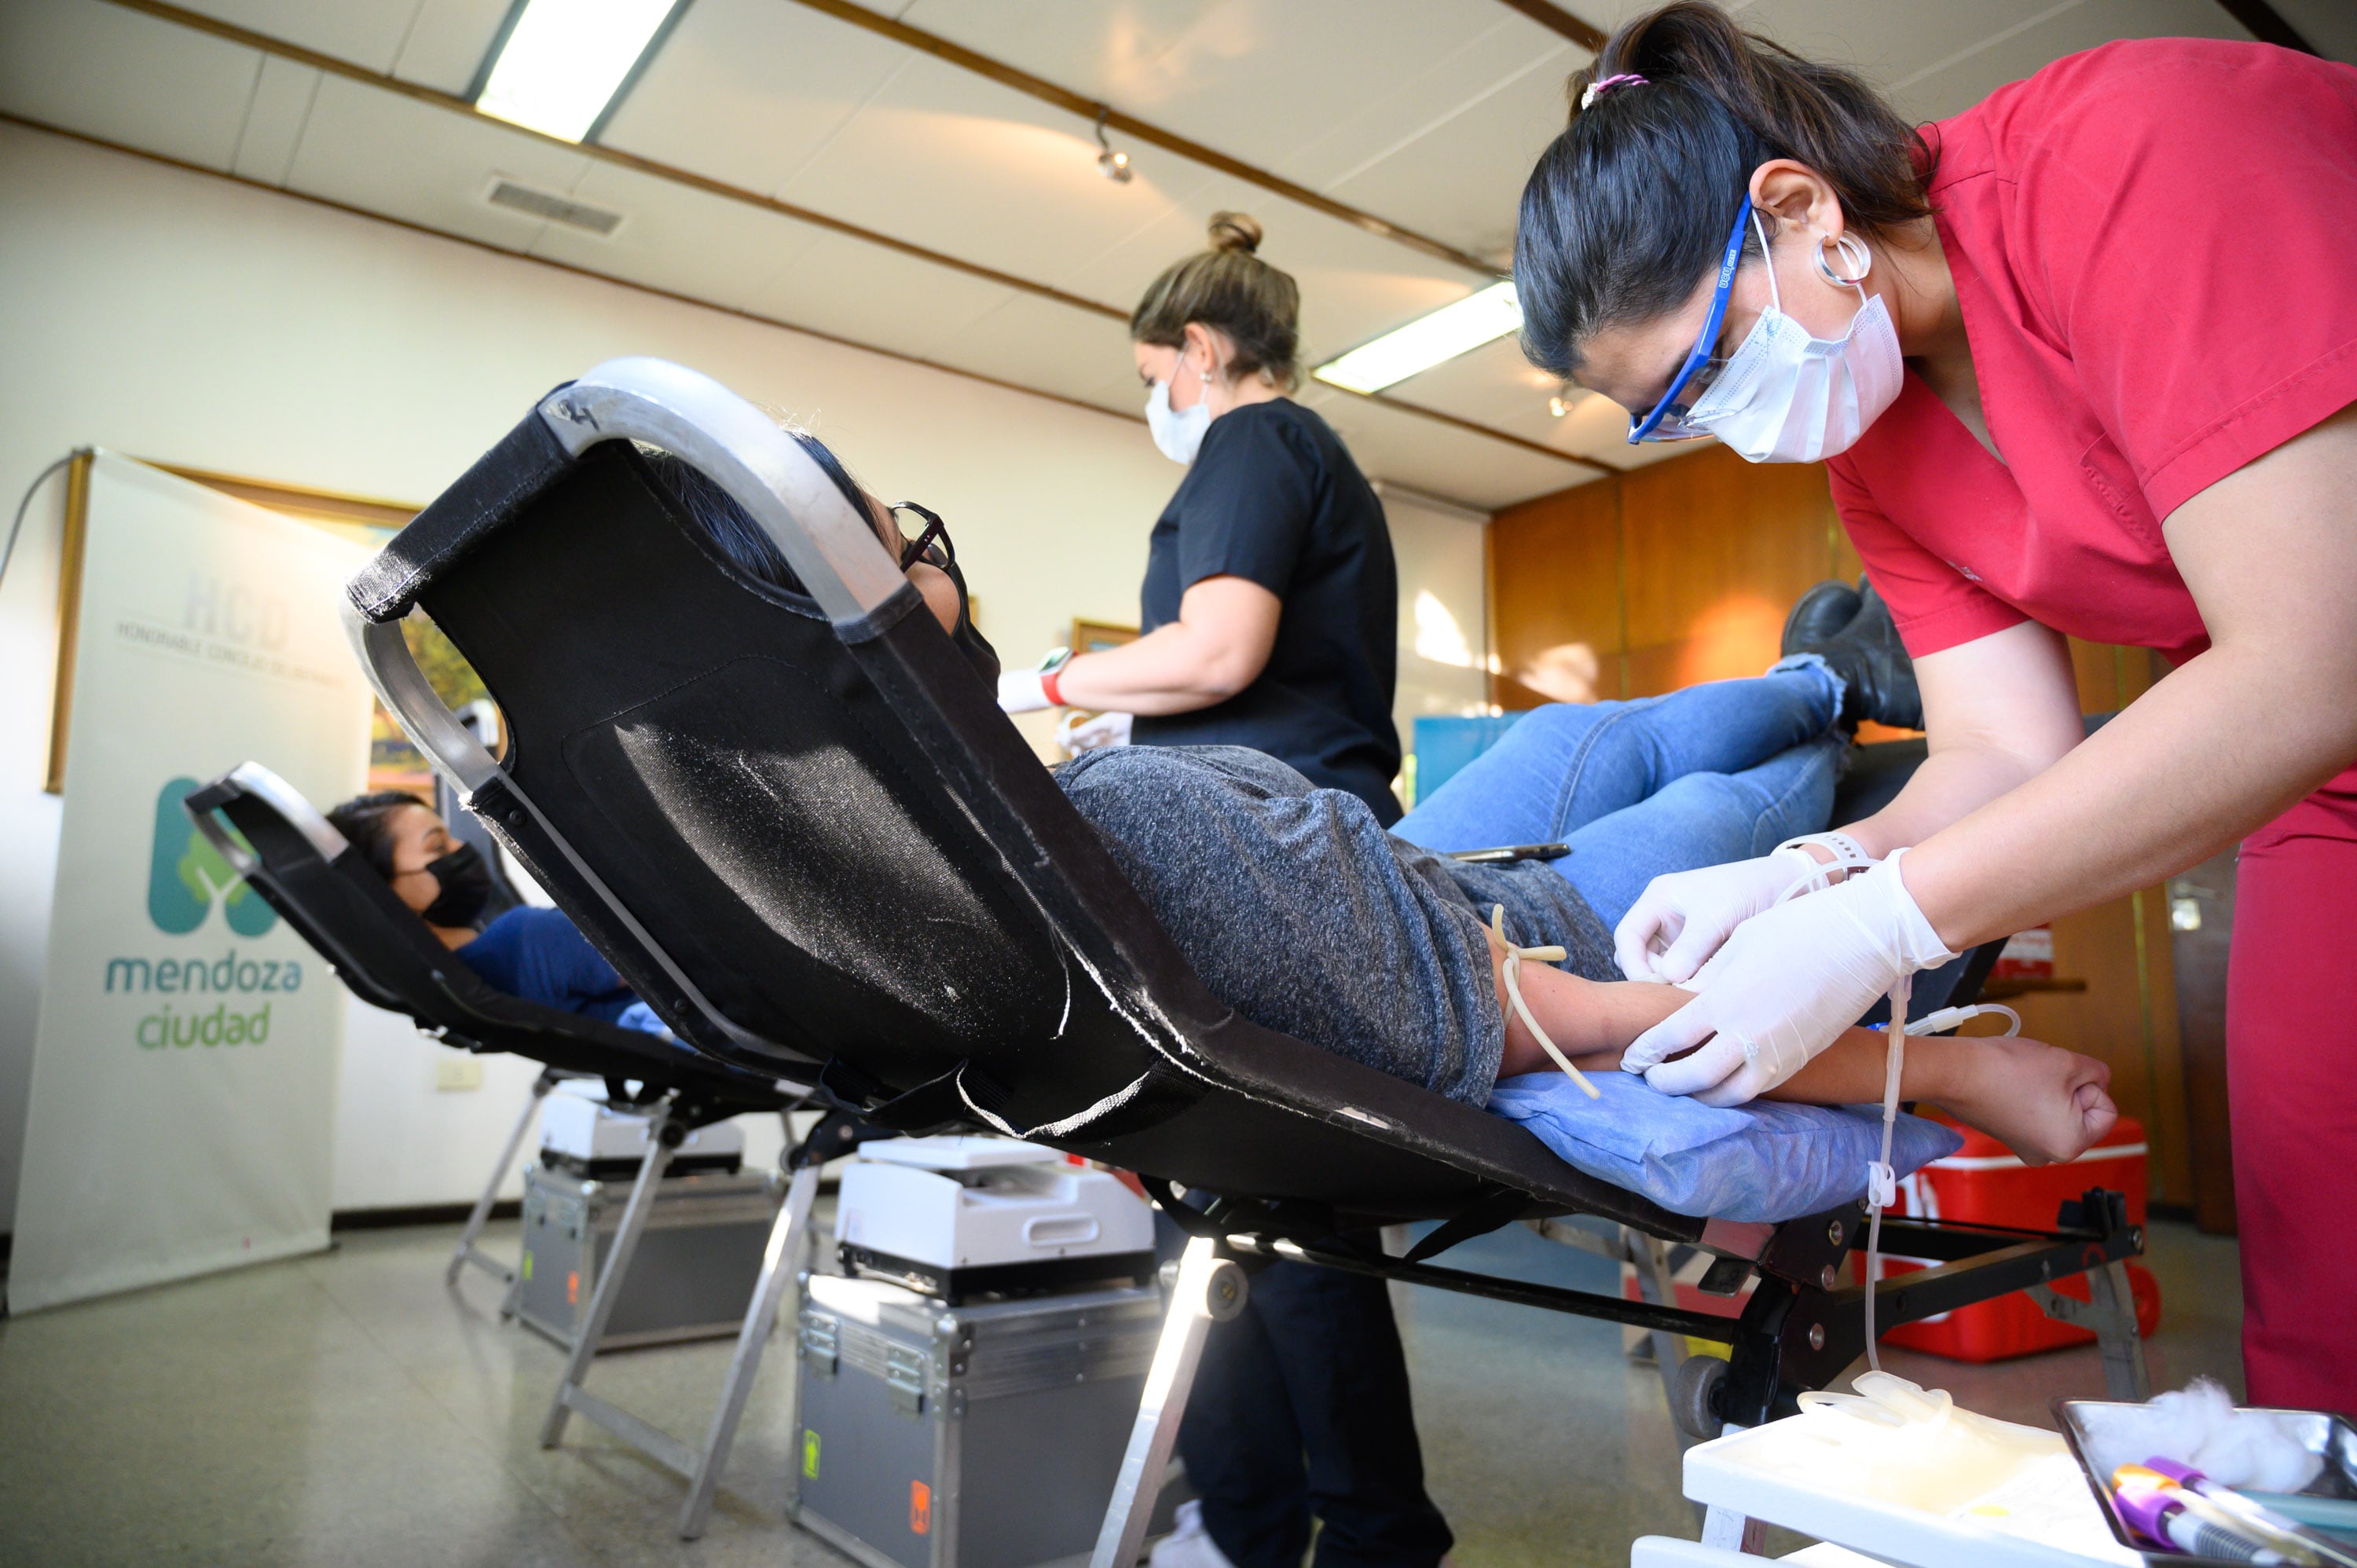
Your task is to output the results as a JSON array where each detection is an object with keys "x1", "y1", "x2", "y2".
[
  {"x1": 1058, "y1": 709, "x2": 1133, "y2": 753},
  {"x1": 1612, "y1": 847, "x2": 1819, "y2": 982},
  {"x1": 997, "y1": 669, "x2": 1051, "y2": 713},
  {"x1": 1625, "y1": 851, "x2": 1959, "y2": 1104}
]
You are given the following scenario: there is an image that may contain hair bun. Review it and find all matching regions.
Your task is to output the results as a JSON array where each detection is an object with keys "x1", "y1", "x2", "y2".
[{"x1": 1206, "y1": 211, "x2": 1263, "y2": 255}]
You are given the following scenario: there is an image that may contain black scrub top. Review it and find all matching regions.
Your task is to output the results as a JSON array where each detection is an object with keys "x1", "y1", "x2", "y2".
[{"x1": 1131, "y1": 399, "x2": 1402, "y2": 825}]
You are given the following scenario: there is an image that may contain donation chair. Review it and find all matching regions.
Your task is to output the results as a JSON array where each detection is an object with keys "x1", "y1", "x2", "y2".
[
  {"x1": 184, "y1": 761, "x2": 874, "y2": 1537},
  {"x1": 348, "y1": 359, "x2": 2150, "y2": 1559}
]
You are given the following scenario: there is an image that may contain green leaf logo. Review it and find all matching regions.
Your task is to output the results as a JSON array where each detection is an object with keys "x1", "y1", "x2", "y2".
[{"x1": 148, "y1": 778, "x2": 276, "y2": 936}]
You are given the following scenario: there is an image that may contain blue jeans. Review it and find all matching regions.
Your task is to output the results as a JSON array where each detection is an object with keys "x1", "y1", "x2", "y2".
[{"x1": 1395, "y1": 662, "x2": 1845, "y2": 929}]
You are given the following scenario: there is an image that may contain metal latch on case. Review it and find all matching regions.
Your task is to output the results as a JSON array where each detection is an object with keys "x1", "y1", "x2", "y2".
[
  {"x1": 886, "y1": 1344, "x2": 928, "y2": 1415},
  {"x1": 801, "y1": 1313, "x2": 840, "y2": 1377}
]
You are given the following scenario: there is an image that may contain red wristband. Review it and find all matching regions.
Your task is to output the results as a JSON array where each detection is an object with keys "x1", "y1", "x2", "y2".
[{"x1": 1040, "y1": 665, "x2": 1065, "y2": 707}]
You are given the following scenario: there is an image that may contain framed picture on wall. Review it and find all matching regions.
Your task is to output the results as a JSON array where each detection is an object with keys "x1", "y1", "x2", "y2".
[{"x1": 1070, "y1": 618, "x2": 1139, "y2": 655}]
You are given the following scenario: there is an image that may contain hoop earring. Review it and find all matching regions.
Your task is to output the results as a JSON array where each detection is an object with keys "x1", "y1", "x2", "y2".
[{"x1": 1814, "y1": 232, "x2": 1873, "y2": 288}]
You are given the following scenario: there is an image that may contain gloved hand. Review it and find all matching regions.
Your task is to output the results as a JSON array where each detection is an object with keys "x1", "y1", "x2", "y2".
[
  {"x1": 1624, "y1": 851, "x2": 1959, "y2": 1103},
  {"x1": 1057, "y1": 709, "x2": 1133, "y2": 754},
  {"x1": 1612, "y1": 847, "x2": 1820, "y2": 983},
  {"x1": 998, "y1": 670, "x2": 1053, "y2": 713},
  {"x1": 998, "y1": 649, "x2": 1072, "y2": 715}
]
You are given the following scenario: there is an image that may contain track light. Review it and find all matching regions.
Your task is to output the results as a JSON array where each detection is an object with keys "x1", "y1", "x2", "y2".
[{"x1": 1094, "y1": 109, "x2": 1133, "y2": 183}]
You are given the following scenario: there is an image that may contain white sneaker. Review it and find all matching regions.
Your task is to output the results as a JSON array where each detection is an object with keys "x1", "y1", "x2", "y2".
[{"x1": 1148, "y1": 1500, "x2": 1238, "y2": 1568}]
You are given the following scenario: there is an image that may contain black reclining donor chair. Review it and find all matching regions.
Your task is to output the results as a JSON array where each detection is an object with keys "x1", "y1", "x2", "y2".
[
  {"x1": 348, "y1": 359, "x2": 2150, "y2": 1558},
  {"x1": 182, "y1": 761, "x2": 874, "y2": 1537}
]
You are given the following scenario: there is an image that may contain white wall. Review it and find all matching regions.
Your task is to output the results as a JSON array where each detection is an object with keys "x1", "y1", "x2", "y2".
[{"x1": 0, "y1": 123, "x2": 1489, "y2": 1218}]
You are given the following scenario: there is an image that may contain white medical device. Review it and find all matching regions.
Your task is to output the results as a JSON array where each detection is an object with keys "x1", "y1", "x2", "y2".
[
  {"x1": 537, "y1": 1087, "x2": 744, "y2": 1178},
  {"x1": 834, "y1": 1135, "x2": 1156, "y2": 1301}
]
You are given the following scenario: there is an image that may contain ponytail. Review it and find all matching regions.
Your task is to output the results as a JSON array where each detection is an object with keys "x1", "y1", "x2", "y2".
[{"x1": 1514, "y1": 1, "x2": 1933, "y2": 378}]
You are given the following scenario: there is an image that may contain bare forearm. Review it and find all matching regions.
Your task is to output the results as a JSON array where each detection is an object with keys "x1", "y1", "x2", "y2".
[
  {"x1": 1843, "y1": 743, "x2": 2047, "y2": 859},
  {"x1": 1055, "y1": 625, "x2": 1250, "y2": 715},
  {"x1": 1904, "y1": 647, "x2": 2357, "y2": 948}
]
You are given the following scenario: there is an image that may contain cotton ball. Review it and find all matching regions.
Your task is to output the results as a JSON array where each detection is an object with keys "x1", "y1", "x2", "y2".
[{"x1": 2074, "y1": 1379, "x2": 2323, "y2": 1493}]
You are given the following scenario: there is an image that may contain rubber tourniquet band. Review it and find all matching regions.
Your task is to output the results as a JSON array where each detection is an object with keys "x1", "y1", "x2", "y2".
[{"x1": 1491, "y1": 904, "x2": 1601, "y2": 1101}]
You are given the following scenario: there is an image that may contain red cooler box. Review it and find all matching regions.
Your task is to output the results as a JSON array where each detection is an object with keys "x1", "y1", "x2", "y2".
[{"x1": 1880, "y1": 1112, "x2": 2161, "y2": 1362}]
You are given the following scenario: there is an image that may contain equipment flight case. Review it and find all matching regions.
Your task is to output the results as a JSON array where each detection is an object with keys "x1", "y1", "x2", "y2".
[
  {"x1": 514, "y1": 1097, "x2": 784, "y2": 1351},
  {"x1": 790, "y1": 1272, "x2": 1165, "y2": 1568}
]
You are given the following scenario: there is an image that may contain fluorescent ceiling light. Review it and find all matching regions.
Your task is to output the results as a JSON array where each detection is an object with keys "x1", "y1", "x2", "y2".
[
  {"x1": 476, "y1": 0, "x2": 680, "y2": 143},
  {"x1": 1313, "y1": 282, "x2": 1521, "y2": 394}
]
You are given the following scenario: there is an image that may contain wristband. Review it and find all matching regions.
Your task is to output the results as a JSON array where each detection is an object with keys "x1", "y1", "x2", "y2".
[{"x1": 1040, "y1": 665, "x2": 1066, "y2": 707}]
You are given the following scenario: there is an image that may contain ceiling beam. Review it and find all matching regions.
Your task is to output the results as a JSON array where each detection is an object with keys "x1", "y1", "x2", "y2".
[
  {"x1": 772, "y1": 0, "x2": 1501, "y2": 278},
  {"x1": 90, "y1": 0, "x2": 1615, "y2": 477},
  {"x1": 1489, "y1": 1, "x2": 1609, "y2": 53}
]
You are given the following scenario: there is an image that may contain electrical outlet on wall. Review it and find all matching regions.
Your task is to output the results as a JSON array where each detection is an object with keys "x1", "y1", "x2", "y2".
[{"x1": 434, "y1": 1057, "x2": 485, "y2": 1092}]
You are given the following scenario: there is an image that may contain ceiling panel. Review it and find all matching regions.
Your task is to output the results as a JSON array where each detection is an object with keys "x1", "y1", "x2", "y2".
[
  {"x1": 526, "y1": 158, "x2": 827, "y2": 313},
  {"x1": 0, "y1": 0, "x2": 259, "y2": 173},
  {"x1": 170, "y1": 0, "x2": 422, "y2": 73},
  {"x1": 739, "y1": 232, "x2": 1021, "y2": 361},
  {"x1": 929, "y1": 292, "x2": 1144, "y2": 412},
  {"x1": 1887, "y1": 0, "x2": 2250, "y2": 122},
  {"x1": 777, "y1": 49, "x2": 1204, "y2": 288},
  {"x1": 229, "y1": 54, "x2": 320, "y2": 185},
  {"x1": 598, "y1": 0, "x2": 912, "y2": 198},
  {"x1": 1295, "y1": 383, "x2": 1596, "y2": 510},
  {"x1": 285, "y1": 73, "x2": 591, "y2": 251},
  {"x1": 1312, "y1": 37, "x2": 1579, "y2": 269},
  {"x1": 391, "y1": 0, "x2": 515, "y2": 97}
]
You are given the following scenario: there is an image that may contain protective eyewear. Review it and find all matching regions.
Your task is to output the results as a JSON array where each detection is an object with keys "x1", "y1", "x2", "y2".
[
  {"x1": 1627, "y1": 195, "x2": 1754, "y2": 444},
  {"x1": 890, "y1": 502, "x2": 954, "y2": 570}
]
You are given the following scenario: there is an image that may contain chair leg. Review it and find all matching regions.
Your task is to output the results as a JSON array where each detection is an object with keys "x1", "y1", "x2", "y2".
[
  {"x1": 2088, "y1": 1260, "x2": 2152, "y2": 1401},
  {"x1": 676, "y1": 1162, "x2": 817, "y2": 1540},
  {"x1": 1089, "y1": 1237, "x2": 1248, "y2": 1568},
  {"x1": 448, "y1": 1068, "x2": 555, "y2": 1289},
  {"x1": 2029, "y1": 1261, "x2": 2150, "y2": 1401},
  {"x1": 541, "y1": 1112, "x2": 676, "y2": 1449}
]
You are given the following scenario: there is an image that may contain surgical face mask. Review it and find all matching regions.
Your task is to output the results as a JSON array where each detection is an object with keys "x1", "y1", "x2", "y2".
[
  {"x1": 1673, "y1": 213, "x2": 1904, "y2": 464},
  {"x1": 419, "y1": 843, "x2": 492, "y2": 928},
  {"x1": 1145, "y1": 370, "x2": 1211, "y2": 465}
]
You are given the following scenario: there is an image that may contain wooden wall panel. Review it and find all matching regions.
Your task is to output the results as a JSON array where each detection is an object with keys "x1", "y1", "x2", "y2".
[{"x1": 1484, "y1": 451, "x2": 2203, "y2": 1210}]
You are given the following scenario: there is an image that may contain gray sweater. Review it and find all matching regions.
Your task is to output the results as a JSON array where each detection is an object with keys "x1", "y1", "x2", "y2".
[{"x1": 1056, "y1": 746, "x2": 1616, "y2": 1106}]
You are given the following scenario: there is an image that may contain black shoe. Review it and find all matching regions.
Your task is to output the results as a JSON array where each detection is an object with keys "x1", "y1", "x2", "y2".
[
  {"x1": 1794, "y1": 579, "x2": 1923, "y2": 731},
  {"x1": 1782, "y1": 579, "x2": 1861, "y2": 656}
]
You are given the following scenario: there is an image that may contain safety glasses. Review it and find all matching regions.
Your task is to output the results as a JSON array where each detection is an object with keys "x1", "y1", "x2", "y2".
[
  {"x1": 890, "y1": 501, "x2": 954, "y2": 570},
  {"x1": 1627, "y1": 195, "x2": 1754, "y2": 444}
]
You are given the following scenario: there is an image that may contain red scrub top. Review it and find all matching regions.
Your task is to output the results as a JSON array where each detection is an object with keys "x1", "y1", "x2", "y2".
[{"x1": 1827, "y1": 38, "x2": 2357, "y2": 664}]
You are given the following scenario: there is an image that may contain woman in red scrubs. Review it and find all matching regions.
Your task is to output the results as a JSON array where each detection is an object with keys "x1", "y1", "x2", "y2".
[{"x1": 1511, "y1": 3, "x2": 2357, "y2": 1406}]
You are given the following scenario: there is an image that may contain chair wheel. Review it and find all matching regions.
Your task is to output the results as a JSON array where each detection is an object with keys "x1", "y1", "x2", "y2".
[{"x1": 1671, "y1": 1353, "x2": 1728, "y2": 1441}]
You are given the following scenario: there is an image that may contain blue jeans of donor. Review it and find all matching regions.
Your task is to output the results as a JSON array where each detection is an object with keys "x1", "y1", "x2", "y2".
[{"x1": 1394, "y1": 658, "x2": 1846, "y2": 929}]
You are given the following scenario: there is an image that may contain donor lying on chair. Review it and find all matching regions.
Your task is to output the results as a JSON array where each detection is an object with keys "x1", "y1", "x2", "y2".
[
  {"x1": 445, "y1": 430, "x2": 2124, "y2": 1216},
  {"x1": 324, "y1": 789, "x2": 670, "y2": 1037}
]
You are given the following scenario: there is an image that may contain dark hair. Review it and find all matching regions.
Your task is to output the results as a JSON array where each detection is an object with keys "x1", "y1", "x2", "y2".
[
  {"x1": 1513, "y1": 1, "x2": 1934, "y2": 378},
  {"x1": 327, "y1": 789, "x2": 429, "y2": 879},
  {"x1": 641, "y1": 430, "x2": 870, "y2": 596},
  {"x1": 1130, "y1": 212, "x2": 1301, "y2": 390}
]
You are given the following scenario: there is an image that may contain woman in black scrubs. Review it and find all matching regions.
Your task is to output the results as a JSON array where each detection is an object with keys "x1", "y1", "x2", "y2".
[
  {"x1": 998, "y1": 211, "x2": 1404, "y2": 826},
  {"x1": 999, "y1": 214, "x2": 1446, "y2": 1568}
]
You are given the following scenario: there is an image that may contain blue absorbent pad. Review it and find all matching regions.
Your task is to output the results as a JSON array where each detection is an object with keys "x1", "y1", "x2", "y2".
[{"x1": 1486, "y1": 1069, "x2": 1964, "y2": 1222}]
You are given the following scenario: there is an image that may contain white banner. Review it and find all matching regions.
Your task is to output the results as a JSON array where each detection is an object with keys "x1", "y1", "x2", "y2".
[{"x1": 9, "y1": 454, "x2": 370, "y2": 1313}]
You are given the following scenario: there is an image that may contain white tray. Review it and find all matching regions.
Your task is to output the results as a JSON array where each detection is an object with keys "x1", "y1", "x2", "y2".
[{"x1": 1684, "y1": 1417, "x2": 2143, "y2": 1568}]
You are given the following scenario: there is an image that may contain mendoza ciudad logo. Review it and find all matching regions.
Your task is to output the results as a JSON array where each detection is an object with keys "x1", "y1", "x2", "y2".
[{"x1": 102, "y1": 778, "x2": 306, "y2": 1050}]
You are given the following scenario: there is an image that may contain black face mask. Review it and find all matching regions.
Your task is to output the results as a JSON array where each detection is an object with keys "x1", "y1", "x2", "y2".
[
  {"x1": 937, "y1": 554, "x2": 1001, "y2": 686},
  {"x1": 420, "y1": 843, "x2": 492, "y2": 928}
]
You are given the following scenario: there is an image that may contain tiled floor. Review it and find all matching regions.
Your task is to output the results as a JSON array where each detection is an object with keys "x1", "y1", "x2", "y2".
[{"x1": 0, "y1": 1214, "x2": 2241, "y2": 1567}]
